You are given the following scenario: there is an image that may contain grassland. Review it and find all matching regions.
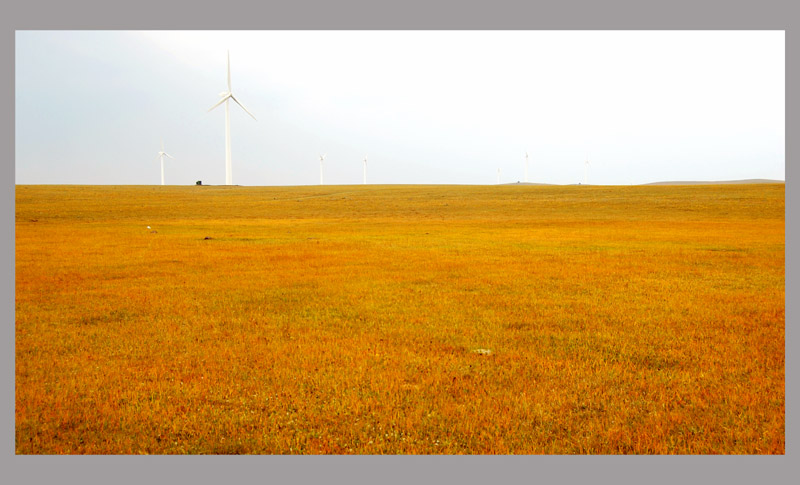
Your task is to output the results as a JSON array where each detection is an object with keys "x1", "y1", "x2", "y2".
[{"x1": 15, "y1": 183, "x2": 784, "y2": 454}]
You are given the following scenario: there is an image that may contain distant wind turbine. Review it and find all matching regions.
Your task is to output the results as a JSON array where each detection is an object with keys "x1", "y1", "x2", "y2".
[
  {"x1": 584, "y1": 157, "x2": 590, "y2": 185},
  {"x1": 319, "y1": 154, "x2": 326, "y2": 185},
  {"x1": 208, "y1": 51, "x2": 256, "y2": 186},
  {"x1": 525, "y1": 151, "x2": 529, "y2": 183},
  {"x1": 363, "y1": 156, "x2": 367, "y2": 185},
  {"x1": 497, "y1": 168, "x2": 501, "y2": 185},
  {"x1": 157, "y1": 139, "x2": 174, "y2": 186}
]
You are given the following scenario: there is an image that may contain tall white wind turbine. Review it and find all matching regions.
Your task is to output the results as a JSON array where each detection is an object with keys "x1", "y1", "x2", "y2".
[
  {"x1": 363, "y1": 156, "x2": 367, "y2": 185},
  {"x1": 208, "y1": 51, "x2": 257, "y2": 186},
  {"x1": 525, "y1": 151, "x2": 529, "y2": 183},
  {"x1": 319, "y1": 154, "x2": 326, "y2": 185},
  {"x1": 497, "y1": 168, "x2": 501, "y2": 185},
  {"x1": 157, "y1": 139, "x2": 174, "y2": 186}
]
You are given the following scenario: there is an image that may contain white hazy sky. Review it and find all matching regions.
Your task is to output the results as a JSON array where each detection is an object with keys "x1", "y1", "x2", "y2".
[{"x1": 15, "y1": 30, "x2": 784, "y2": 186}]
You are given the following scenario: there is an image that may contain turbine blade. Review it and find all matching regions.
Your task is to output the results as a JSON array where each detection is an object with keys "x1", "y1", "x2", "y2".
[
  {"x1": 227, "y1": 50, "x2": 231, "y2": 92},
  {"x1": 208, "y1": 94, "x2": 231, "y2": 112},
  {"x1": 165, "y1": 153, "x2": 175, "y2": 159},
  {"x1": 230, "y1": 94, "x2": 257, "y2": 120}
]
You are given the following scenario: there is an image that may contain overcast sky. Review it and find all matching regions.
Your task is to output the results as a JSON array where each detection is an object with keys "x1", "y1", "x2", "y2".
[{"x1": 15, "y1": 30, "x2": 784, "y2": 186}]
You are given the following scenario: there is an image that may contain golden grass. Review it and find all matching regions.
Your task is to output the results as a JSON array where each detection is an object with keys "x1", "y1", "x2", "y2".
[{"x1": 15, "y1": 183, "x2": 784, "y2": 454}]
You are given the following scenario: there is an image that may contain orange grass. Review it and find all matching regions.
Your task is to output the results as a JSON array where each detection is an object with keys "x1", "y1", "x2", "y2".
[{"x1": 15, "y1": 183, "x2": 784, "y2": 454}]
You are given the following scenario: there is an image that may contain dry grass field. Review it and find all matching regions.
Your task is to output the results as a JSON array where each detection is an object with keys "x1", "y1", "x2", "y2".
[{"x1": 15, "y1": 183, "x2": 784, "y2": 454}]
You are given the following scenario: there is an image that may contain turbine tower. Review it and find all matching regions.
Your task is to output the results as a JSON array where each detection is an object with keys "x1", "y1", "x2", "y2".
[
  {"x1": 319, "y1": 154, "x2": 326, "y2": 185},
  {"x1": 497, "y1": 168, "x2": 501, "y2": 185},
  {"x1": 525, "y1": 151, "x2": 529, "y2": 183},
  {"x1": 157, "y1": 139, "x2": 174, "y2": 186},
  {"x1": 208, "y1": 51, "x2": 256, "y2": 186},
  {"x1": 363, "y1": 156, "x2": 367, "y2": 185}
]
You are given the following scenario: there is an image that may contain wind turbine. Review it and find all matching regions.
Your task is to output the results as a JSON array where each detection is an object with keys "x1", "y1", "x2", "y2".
[
  {"x1": 363, "y1": 156, "x2": 367, "y2": 185},
  {"x1": 319, "y1": 154, "x2": 326, "y2": 185},
  {"x1": 584, "y1": 157, "x2": 590, "y2": 185},
  {"x1": 497, "y1": 168, "x2": 501, "y2": 185},
  {"x1": 207, "y1": 51, "x2": 256, "y2": 186},
  {"x1": 525, "y1": 151, "x2": 529, "y2": 183},
  {"x1": 156, "y1": 139, "x2": 174, "y2": 186}
]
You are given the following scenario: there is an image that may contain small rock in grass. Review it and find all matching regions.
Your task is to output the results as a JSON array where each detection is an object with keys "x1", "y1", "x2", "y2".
[{"x1": 472, "y1": 348, "x2": 493, "y2": 356}]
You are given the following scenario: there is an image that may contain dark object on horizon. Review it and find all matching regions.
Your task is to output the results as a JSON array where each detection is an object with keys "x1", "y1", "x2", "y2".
[
  {"x1": 196, "y1": 181, "x2": 202, "y2": 185},
  {"x1": 203, "y1": 236, "x2": 213, "y2": 240}
]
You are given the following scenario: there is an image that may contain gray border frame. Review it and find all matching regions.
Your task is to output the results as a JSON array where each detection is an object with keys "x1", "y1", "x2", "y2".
[{"x1": 4, "y1": 1, "x2": 794, "y2": 484}]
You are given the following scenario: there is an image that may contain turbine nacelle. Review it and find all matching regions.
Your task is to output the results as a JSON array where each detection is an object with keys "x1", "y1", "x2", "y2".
[{"x1": 208, "y1": 92, "x2": 256, "y2": 121}]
